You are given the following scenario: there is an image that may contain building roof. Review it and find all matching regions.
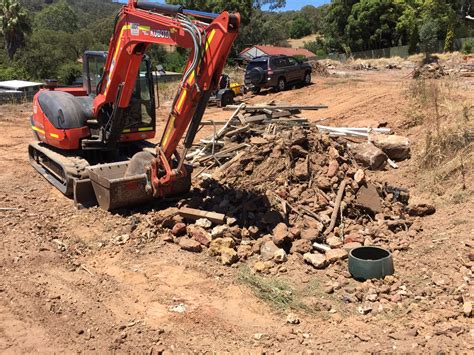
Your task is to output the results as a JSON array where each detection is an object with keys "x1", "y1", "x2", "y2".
[
  {"x1": 240, "y1": 45, "x2": 316, "y2": 59},
  {"x1": 0, "y1": 80, "x2": 43, "y2": 90}
]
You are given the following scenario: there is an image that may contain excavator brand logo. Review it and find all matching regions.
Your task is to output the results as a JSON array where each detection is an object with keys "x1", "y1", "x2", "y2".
[{"x1": 151, "y1": 29, "x2": 171, "y2": 39}]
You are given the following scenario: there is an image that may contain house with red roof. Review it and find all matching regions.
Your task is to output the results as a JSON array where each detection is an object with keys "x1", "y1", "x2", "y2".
[{"x1": 239, "y1": 45, "x2": 316, "y2": 60}]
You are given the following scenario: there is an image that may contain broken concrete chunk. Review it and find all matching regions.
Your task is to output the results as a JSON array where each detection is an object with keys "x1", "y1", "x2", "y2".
[
  {"x1": 273, "y1": 248, "x2": 288, "y2": 263},
  {"x1": 179, "y1": 238, "x2": 202, "y2": 253},
  {"x1": 220, "y1": 247, "x2": 238, "y2": 265},
  {"x1": 325, "y1": 248, "x2": 348, "y2": 263},
  {"x1": 294, "y1": 158, "x2": 309, "y2": 180},
  {"x1": 351, "y1": 142, "x2": 387, "y2": 170},
  {"x1": 290, "y1": 127, "x2": 308, "y2": 147},
  {"x1": 195, "y1": 218, "x2": 212, "y2": 229},
  {"x1": 354, "y1": 169, "x2": 365, "y2": 184},
  {"x1": 303, "y1": 252, "x2": 327, "y2": 269},
  {"x1": 171, "y1": 222, "x2": 187, "y2": 237},
  {"x1": 356, "y1": 183, "x2": 383, "y2": 214},
  {"x1": 327, "y1": 160, "x2": 339, "y2": 178},
  {"x1": 210, "y1": 225, "x2": 229, "y2": 239},
  {"x1": 272, "y1": 222, "x2": 291, "y2": 247},
  {"x1": 260, "y1": 240, "x2": 279, "y2": 261},
  {"x1": 290, "y1": 239, "x2": 313, "y2": 254},
  {"x1": 209, "y1": 237, "x2": 235, "y2": 256},
  {"x1": 300, "y1": 228, "x2": 321, "y2": 242},
  {"x1": 370, "y1": 133, "x2": 410, "y2": 161},
  {"x1": 187, "y1": 225, "x2": 211, "y2": 247},
  {"x1": 326, "y1": 236, "x2": 343, "y2": 249}
]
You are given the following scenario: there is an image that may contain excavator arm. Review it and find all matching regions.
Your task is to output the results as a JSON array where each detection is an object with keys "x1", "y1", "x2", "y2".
[{"x1": 94, "y1": 0, "x2": 240, "y2": 197}]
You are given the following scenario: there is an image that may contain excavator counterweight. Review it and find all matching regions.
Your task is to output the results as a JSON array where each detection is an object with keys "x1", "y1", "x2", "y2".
[{"x1": 28, "y1": 1, "x2": 240, "y2": 210}]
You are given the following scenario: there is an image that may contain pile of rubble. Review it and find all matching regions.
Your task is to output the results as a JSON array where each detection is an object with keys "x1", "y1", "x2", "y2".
[
  {"x1": 146, "y1": 102, "x2": 432, "y2": 273},
  {"x1": 412, "y1": 61, "x2": 447, "y2": 79},
  {"x1": 309, "y1": 60, "x2": 330, "y2": 77}
]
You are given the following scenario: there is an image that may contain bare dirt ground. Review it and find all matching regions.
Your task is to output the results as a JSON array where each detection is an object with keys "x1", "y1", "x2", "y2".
[{"x1": 0, "y1": 65, "x2": 472, "y2": 352}]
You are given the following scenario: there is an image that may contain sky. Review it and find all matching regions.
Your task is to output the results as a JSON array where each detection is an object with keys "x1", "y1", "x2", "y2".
[
  {"x1": 269, "y1": 1, "x2": 330, "y2": 11},
  {"x1": 115, "y1": 1, "x2": 331, "y2": 11}
]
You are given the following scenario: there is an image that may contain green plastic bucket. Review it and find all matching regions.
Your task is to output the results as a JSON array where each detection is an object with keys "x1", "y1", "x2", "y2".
[{"x1": 348, "y1": 246, "x2": 394, "y2": 280}]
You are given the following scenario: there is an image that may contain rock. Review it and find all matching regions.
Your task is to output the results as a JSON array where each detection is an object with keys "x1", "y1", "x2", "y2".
[
  {"x1": 326, "y1": 236, "x2": 343, "y2": 248},
  {"x1": 210, "y1": 225, "x2": 229, "y2": 239},
  {"x1": 237, "y1": 244, "x2": 253, "y2": 260},
  {"x1": 253, "y1": 261, "x2": 273, "y2": 273},
  {"x1": 209, "y1": 237, "x2": 235, "y2": 256},
  {"x1": 463, "y1": 301, "x2": 472, "y2": 317},
  {"x1": 172, "y1": 223, "x2": 187, "y2": 236},
  {"x1": 344, "y1": 233, "x2": 364, "y2": 244},
  {"x1": 272, "y1": 223, "x2": 291, "y2": 247},
  {"x1": 343, "y1": 242, "x2": 362, "y2": 252},
  {"x1": 303, "y1": 253, "x2": 327, "y2": 269},
  {"x1": 407, "y1": 203, "x2": 436, "y2": 217},
  {"x1": 226, "y1": 217, "x2": 238, "y2": 226},
  {"x1": 358, "y1": 304, "x2": 372, "y2": 315},
  {"x1": 290, "y1": 128, "x2": 307, "y2": 147},
  {"x1": 354, "y1": 169, "x2": 365, "y2": 184},
  {"x1": 291, "y1": 145, "x2": 308, "y2": 157},
  {"x1": 327, "y1": 160, "x2": 339, "y2": 178},
  {"x1": 179, "y1": 238, "x2": 202, "y2": 253},
  {"x1": 315, "y1": 176, "x2": 332, "y2": 190},
  {"x1": 469, "y1": 250, "x2": 474, "y2": 262},
  {"x1": 113, "y1": 234, "x2": 130, "y2": 245},
  {"x1": 220, "y1": 247, "x2": 238, "y2": 265},
  {"x1": 351, "y1": 142, "x2": 387, "y2": 170},
  {"x1": 370, "y1": 133, "x2": 410, "y2": 161},
  {"x1": 300, "y1": 228, "x2": 320, "y2": 242},
  {"x1": 187, "y1": 225, "x2": 211, "y2": 247},
  {"x1": 261, "y1": 211, "x2": 283, "y2": 225},
  {"x1": 286, "y1": 313, "x2": 300, "y2": 324},
  {"x1": 273, "y1": 249, "x2": 287, "y2": 263},
  {"x1": 260, "y1": 240, "x2": 279, "y2": 261},
  {"x1": 390, "y1": 293, "x2": 402, "y2": 303},
  {"x1": 325, "y1": 248, "x2": 348, "y2": 263},
  {"x1": 290, "y1": 239, "x2": 313, "y2": 254},
  {"x1": 195, "y1": 218, "x2": 212, "y2": 228},
  {"x1": 294, "y1": 159, "x2": 309, "y2": 180},
  {"x1": 356, "y1": 183, "x2": 383, "y2": 214}
]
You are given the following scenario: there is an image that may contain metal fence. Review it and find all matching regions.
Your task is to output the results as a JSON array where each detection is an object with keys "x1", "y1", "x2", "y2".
[{"x1": 321, "y1": 37, "x2": 473, "y2": 62}]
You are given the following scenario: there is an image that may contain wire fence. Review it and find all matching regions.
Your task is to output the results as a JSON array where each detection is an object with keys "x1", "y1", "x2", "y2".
[{"x1": 319, "y1": 37, "x2": 473, "y2": 62}]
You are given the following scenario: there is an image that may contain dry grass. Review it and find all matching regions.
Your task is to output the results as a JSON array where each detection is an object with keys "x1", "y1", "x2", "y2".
[
  {"x1": 408, "y1": 77, "x2": 473, "y2": 197},
  {"x1": 237, "y1": 267, "x2": 313, "y2": 313},
  {"x1": 156, "y1": 80, "x2": 180, "y2": 105}
]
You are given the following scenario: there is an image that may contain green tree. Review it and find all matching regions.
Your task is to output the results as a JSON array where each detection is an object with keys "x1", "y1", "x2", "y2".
[
  {"x1": 35, "y1": 0, "x2": 78, "y2": 33},
  {"x1": 419, "y1": 18, "x2": 439, "y2": 59},
  {"x1": 0, "y1": 0, "x2": 31, "y2": 60},
  {"x1": 345, "y1": 0, "x2": 404, "y2": 52},
  {"x1": 289, "y1": 17, "x2": 312, "y2": 39}
]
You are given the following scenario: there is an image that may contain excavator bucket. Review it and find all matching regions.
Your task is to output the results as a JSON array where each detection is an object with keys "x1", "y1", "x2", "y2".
[{"x1": 87, "y1": 162, "x2": 152, "y2": 211}]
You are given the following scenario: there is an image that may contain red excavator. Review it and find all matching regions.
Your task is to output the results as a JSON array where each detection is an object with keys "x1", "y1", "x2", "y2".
[{"x1": 29, "y1": 0, "x2": 240, "y2": 210}]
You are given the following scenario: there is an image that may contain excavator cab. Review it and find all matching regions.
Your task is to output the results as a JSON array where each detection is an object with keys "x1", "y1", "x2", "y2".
[{"x1": 83, "y1": 51, "x2": 156, "y2": 139}]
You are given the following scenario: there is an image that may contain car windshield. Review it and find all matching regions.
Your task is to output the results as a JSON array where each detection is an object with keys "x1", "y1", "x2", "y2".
[{"x1": 247, "y1": 60, "x2": 268, "y2": 71}]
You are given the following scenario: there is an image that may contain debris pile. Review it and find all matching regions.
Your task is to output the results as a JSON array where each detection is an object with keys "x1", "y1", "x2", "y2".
[
  {"x1": 153, "y1": 110, "x2": 426, "y2": 273},
  {"x1": 188, "y1": 103, "x2": 326, "y2": 174},
  {"x1": 412, "y1": 61, "x2": 446, "y2": 79},
  {"x1": 309, "y1": 60, "x2": 330, "y2": 76}
]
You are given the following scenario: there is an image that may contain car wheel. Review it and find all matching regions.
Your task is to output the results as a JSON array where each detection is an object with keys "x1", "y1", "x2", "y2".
[
  {"x1": 304, "y1": 72, "x2": 311, "y2": 85},
  {"x1": 276, "y1": 77, "x2": 286, "y2": 92},
  {"x1": 251, "y1": 87, "x2": 261, "y2": 95}
]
